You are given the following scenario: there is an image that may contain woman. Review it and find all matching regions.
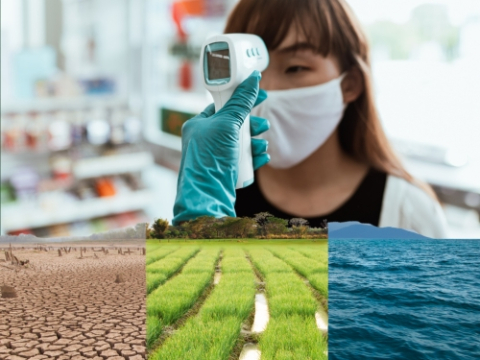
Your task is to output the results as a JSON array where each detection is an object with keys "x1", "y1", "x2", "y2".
[{"x1": 173, "y1": 0, "x2": 447, "y2": 238}]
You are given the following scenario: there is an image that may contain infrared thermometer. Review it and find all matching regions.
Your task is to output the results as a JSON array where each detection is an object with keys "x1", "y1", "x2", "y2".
[{"x1": 200, "y1": 34, "x2": 269, "y2": 189}]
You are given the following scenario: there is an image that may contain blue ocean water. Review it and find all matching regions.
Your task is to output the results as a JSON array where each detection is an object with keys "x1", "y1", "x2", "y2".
[{"x1": 329, "y1": 239, "x2": 480, "y2": 360}]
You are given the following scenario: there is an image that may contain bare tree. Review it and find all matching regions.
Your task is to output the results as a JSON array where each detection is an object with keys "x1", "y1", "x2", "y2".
[
  {"x1": 320, "y1": 219, "x2": 328, "y2": 230},
  {"x1": 289, "y1": 218, "x2": 309, "y2": 227},
  {"x1": 254, "y1": 212, "x2": 274, "y2": 236}
]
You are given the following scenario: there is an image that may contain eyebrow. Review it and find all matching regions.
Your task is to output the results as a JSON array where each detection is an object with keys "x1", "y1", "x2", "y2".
[{"x1": 276, "y1": 42, "x2": 318, "y2": 54}]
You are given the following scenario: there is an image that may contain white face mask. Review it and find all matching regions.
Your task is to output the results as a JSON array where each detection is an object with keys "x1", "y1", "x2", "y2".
[{"x1": 252, "y1": 73, "x2": 347, "y2": 169}]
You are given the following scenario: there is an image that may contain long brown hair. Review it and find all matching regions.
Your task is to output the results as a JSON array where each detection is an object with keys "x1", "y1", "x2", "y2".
[{"x1": 225, "y1": 0, "x2": 437, "y2": 198}]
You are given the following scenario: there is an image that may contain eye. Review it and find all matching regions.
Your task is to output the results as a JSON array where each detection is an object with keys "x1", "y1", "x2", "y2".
[{"x1": 286, "y1": 66, "x2": 309, "y2": 73}]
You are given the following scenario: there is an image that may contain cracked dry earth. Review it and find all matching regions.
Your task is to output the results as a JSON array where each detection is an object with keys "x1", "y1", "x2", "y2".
[{"x1": 0, "y1": 243, "x2": 146, "y2": 360}]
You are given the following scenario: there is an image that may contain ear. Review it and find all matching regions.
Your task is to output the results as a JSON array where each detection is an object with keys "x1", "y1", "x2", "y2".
[{"x1": 341, "y1": 67, "x2": 364, "y2": 104}]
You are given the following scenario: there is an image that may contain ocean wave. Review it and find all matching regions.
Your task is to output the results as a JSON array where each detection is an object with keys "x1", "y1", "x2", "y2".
[{"x1": 329, "y1": 239, "x2": 480, "y2": 360}]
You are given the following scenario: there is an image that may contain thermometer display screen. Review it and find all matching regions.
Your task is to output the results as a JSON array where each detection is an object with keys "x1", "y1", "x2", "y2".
[{"x1": 207, "y1": 49, "x2": 230, "y2": 80}]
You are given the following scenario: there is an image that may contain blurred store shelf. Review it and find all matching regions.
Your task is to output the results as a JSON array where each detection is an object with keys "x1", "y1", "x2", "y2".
[
  {"x1": 144, "y1": 91, "x2": 211, "y2": 152},
  {"x1": 0, "y1": 95, "x2": 128, "y2": 114},
  {"x1": 73, "y1": 151, "x2": 154, "y2": 179},
  {"x1": 142, "y1": 165, "x2": 179, "y2": 225},
  {"x1": 1, "y1": 189, "x2": 153, "y2": 233}
]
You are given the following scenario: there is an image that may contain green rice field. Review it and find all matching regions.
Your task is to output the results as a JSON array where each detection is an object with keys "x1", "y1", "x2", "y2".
[{"x1": 146, "y1": 239, "x2": 328, "y2": 360}]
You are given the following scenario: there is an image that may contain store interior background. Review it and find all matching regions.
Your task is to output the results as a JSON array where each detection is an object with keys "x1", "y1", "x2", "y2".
[{"x1": 1, "y1": 0, "x2": 479, "y2": 238}]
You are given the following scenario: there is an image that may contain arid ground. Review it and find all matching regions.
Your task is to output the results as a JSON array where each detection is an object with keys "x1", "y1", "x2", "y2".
[{"x1": 0, "y1": 242, "x2": 146, "y2": 360}]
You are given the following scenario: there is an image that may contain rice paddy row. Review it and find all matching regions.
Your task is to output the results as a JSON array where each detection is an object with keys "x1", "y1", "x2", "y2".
[
  {"x1": 147, "y1": 247, "x2": 219, "y2": 349},
  {"x1": 146, "y1": 247, "x2": 200, "y2": 294},
  {"x1": 249, "y1": 249, "x2": 328, "y2": 360},
  {"x1": 149, "y1": 248, "x2": 256, "y2": 360},
  {"x1": 269, "y1": 247, "x2": 328, "y2": 298},
  {"x1": 146, "y1": 246, "x2": 179, "y2": 265},
  {"x1": 146, "y1": 241, "x2": 328, "y2": 360},
  {"x1": 293, "y1": 245, "x2": 328, "y2": 264}
]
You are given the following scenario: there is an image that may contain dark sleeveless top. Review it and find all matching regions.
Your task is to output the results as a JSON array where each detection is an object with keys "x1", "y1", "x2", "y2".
[{"x1": 235, "y1": 168, "x2": 387, "y2": 227}]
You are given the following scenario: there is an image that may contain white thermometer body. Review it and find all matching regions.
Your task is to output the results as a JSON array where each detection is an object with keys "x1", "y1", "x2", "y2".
[{"x1": 200, "y1": 34, "x2": 269, "y2": 189}]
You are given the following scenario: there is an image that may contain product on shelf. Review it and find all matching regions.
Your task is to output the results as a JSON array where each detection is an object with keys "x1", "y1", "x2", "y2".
[
  {"x1": 86, "y1": 108, "x2": 111, "y2": 145},
  {"x1": 48, "y1": 111, "x2": 72, "y2": 151},
  {"x1": 80, "y1": 78, "x2": 116, "y2": 95},
  {"x1": 2, "y1": 113, "x2": 25, "y2": 152},
  {"x1": 37, "y1": 176, "x2": 74, "y2": 193},
  {"x1": 109, "y1": 108, "x2": 126, "y2": 145},
  {"x1": 90, "y1": 217, "x2": 109, "y2": 233},
  {"x1": 179, "y1": 60, "x2": 193, "y2": 90},
  {"x1": 114, "y1": 211, "x2": 142, "y2": 228},
  {"x1": 111, "y1": 176, "x2": 131, "y2": 194},
  {"x1": 25, "y1": 112, "x2": 46, "y2": 151},
  {"x1": 123, "y1": 172, "x2": 143, "y2": 191},
  {"x1": 9, "y1": 167, "x2": 40, "y2": 202},
  {"x1": 124, "y1": 109, "x2": 142, "y2": 143},
  {"x1": 70, "y1": 110, "x2": 85, "y2": 146},
  {"x1": 48, "y1": 223, "x2": 71, "y2": 237},
  {"x1": 95, "y1": 177, "x2": 116, "y2": 197},
  {"x1": 9, "y1": 229, "x2": 35, "y2": 236},
  {"x1": 74, "y1": 180, "x2": 97, "y2": 200},
  {"x1": 0, "y1": 182, "x2": 16, "y2": 204},
  {"x1": 1, "y1": 103, "x2": 142, "y2": 154},
  {"x1": 50, "y1": 154, "x2": 73, "y2": 180}
]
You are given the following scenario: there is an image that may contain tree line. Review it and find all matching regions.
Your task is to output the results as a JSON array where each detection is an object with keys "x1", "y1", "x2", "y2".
[{"x1": 146, "y1": 212, "x2": 328, "y2": 240}]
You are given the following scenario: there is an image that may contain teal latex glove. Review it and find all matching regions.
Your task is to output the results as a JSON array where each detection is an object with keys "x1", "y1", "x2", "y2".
[{"x1": 172, "y1": 70, "x2": 270, "y2": 225}]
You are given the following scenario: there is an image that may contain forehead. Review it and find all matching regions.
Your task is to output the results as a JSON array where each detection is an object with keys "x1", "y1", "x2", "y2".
[{"x1": 276, "y1": 22, "x2": 309, "y2": 50}]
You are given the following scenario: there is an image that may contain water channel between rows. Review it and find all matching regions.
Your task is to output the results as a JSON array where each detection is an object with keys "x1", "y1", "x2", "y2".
[{"x1": 239, "y1": 263, "x2": 328, "y2": 359}]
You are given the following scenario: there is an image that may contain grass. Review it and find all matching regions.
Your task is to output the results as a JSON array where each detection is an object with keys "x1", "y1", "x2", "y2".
[
  {"x1": 221, "y1": 247, "x2": 253, "y2": 274},
  {"x1": 146, "y1": 241, "x2": 328, "y2": 359},
  {"x1": 146, "y1": 247, "x2": 199, "y2": 274},
  {"x1": 260, "y1": 315, "x2": 327, "y2": 360},
  {"x1": 146, "y1": 246, "x2": 178, "y2": 265},
  {"x1": 148, "y1": 248, "x2": 256, "y2": 360},
  {"x1": 146, "y1": 247, "x2": 200, "y2": 294},
  {"x1": 270, "y1": 247, "x2": 328, "y2": 276},
  {"x1": 248, "y1": 248, "x2": 328, "y2": 359},
  {"x1": 269, "y1": 247, "x2": 328, "y2": 298},
  {"x1": 146, "y1": 316, "x2": 163, "y2": 350},
  {"x1": 308, "y1": 274, "x2": 329, "y2": 299},
  {"x1": 146, "y1": 248, "x2": 220, "y2": 349},
  {"x1": 264, "y1": 273, "x2": 318, "y2": 317},
  {"x1": 249, "y1": 249, "x2": 293, "y2": 274},
  {"x1": 149, "y1": 317, "x2": 241, "y2": 360},
  {"x1": 292, "y1": 245, "x2": 328, "y2": 264}
]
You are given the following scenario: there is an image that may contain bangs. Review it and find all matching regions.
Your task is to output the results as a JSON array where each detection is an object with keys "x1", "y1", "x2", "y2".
[{"x1": 224, "y1": 0, "x2": 343, "y2": 57}]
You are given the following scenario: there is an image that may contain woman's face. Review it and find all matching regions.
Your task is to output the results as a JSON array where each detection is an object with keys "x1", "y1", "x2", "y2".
[{"x1": 260, "y1": 24, "x2": 343, "y2": 91}]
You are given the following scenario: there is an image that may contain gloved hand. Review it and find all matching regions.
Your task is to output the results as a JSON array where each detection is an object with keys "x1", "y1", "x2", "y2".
[{"x1": 172, "y1": 70, "x2": 269, "y2": 225}]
